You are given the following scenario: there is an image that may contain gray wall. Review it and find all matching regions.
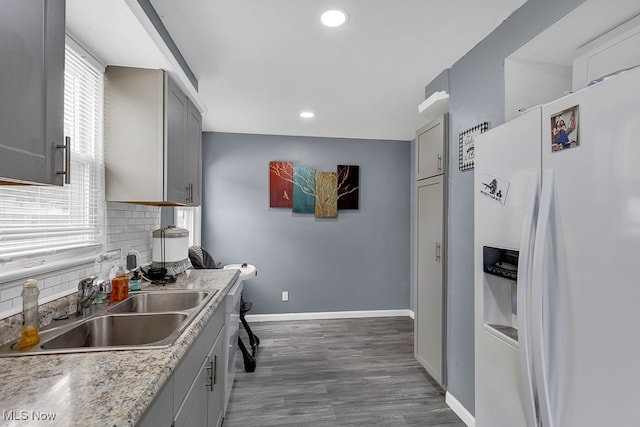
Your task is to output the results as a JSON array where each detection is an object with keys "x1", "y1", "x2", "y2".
[
  {"x1": 202, "y1": 132, "x2": 411, "y2": 314},
  {"x1": 430, "y1": 0, "x2": 586, "y2": 414}
]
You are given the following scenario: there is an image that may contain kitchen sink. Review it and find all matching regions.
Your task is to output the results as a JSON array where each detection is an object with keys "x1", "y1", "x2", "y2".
[
  {"x1": 0, "y1": 289, "x2": 218, "y2": 357},
  {"x1": 40, "y1": 313, "x2": 188, "y2": 350},
  {"x1": 109, "y1": 290, "x2": 212, "y2": 313}
]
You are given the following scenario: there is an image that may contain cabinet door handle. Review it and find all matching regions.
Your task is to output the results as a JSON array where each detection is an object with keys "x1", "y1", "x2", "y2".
[
  {"x1": 213, "y1": 354, "x2": 218, "y2": 385},
  {"x1": 206, "y1": 359, "x2": 214, "y2": 392},
  {"x1": 185, "y1": 183, "x2": 194, "y2": 203},
  {"x1": 56, "y1": 136, "x2": 71, "y2": 184},
  {"x1": 437, "y1": 154, "x2": 442, "y2": 173},
  {"x1": 435, "y1": 243, "x2": 441, "y2": 262}
]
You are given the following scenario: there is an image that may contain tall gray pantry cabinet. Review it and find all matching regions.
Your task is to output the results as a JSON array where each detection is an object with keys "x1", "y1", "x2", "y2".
[
  {"x1": 0, "y1": 0, "x2": 67, "y2": 186},
  {"x1": 414, "y1": 114, "x2": 447, "y2": 388}
]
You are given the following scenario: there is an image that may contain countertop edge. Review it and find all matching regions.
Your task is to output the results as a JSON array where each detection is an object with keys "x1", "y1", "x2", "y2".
[{"x1": 0, "y1": 269, "x2": 240, "y2": 427}]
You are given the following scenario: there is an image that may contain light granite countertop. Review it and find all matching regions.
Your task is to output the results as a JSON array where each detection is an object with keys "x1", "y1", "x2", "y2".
[{"x1": 0, "y1": 269, "x2": 239, "y2": 427}]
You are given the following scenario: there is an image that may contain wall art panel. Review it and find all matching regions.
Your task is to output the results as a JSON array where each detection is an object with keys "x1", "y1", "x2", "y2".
[
  {"x1": 337, "y1": 165, "x2": 360, "y2": 210},
  {"x1": 269, "y1": 161, "x2": 293, "y2": 208},
  {"x1": 292, "y1": 166, "x2": 316, "y2": 213},
  {"x1": 315, "y1": 172, "x2": 338, "y2": 218}
]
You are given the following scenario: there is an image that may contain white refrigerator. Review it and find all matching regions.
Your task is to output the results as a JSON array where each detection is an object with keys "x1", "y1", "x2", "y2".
[{"x1": 474, "y1": 66, "x2": 640, "y2": 427}]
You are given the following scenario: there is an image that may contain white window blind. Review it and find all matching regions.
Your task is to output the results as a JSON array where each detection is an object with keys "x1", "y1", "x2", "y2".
[{"x1": 0, "y1": 45, "x2": 105, "y2": 263}]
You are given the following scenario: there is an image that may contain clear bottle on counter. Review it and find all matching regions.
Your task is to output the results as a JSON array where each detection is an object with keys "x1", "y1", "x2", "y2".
[
  {"x1": 18, "y1": 279, "x2": 40, "y2": 349},
  {"x1": 111, "y1": 264, "x2": 129, "y2": 302}
]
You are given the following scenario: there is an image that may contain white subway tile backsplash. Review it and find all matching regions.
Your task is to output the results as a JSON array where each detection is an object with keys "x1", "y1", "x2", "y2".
[
  {"x1": 39, "y1": 287, "x2": 53, "y2": 299},
  {"x1": 53, "y1": 282, "x2": 72, "y2": 295},
  {"x1": 44, "y1": 275, "x2": 62, "y2": 288},
  {"x1": 110, "y1": 218, "x2": 129, "y2": 226},
  {"x1": 0, "y1": 301, "x2": 11, "y2": 314},
  {"x1": 0, "y1": 285, "x2": 22, "y2": 301},
  {"x1": 60, "y1": 271, "x2": 77, "y2": 283},
  {"x1": 108, "y1": 226, "x2": 124, "y2": 234}
]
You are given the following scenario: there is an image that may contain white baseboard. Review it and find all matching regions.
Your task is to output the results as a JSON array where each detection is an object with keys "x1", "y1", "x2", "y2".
[
  {"x1": 446, "y1": 392, "x2": 475, "y2": 427},
  {"x1": 409, "y1": 309, "x2": 415, "y2": 319},
  {"x1": 246, "y1": 309, "x2": 412, "y2": 322}
]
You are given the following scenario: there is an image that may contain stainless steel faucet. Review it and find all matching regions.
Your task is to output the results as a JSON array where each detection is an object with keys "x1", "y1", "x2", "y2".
[{"x1": 77, "y1": 275, "x2": 99, "y2": 316}]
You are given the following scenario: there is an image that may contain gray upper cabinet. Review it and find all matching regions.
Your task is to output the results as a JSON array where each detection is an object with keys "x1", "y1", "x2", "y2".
[
  {"x1": 105, "y1": 66, "x2": 202, "y2": 206},
  {"x1": 0, "y1": 0, "x2": 66, "y2": 185},
  {"x1": 186, "y1": 99, "x2": 202, "y2": 206},
  {"x1": 415, "y1": 115, "x2": 448, "y2": 180},
  {"x1": 166, "y1": 77, "x2": 189, "y2": 204}
]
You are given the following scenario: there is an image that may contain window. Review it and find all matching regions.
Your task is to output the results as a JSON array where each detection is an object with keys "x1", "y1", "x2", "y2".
[
  {"x1": 0, "y1": 43, "x2": 105, "y2": 271},
  {"x1": 175, "y1": 207, "x2": 201, "y2": 248}
]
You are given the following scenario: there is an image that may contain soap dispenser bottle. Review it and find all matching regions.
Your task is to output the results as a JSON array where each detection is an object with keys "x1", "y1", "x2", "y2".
[
  {"x1": 18, "y1": 279, "x2": 40, "y2": 349},
  {"x1": 111, "y1": 264, "x2": 129, "y2": 302}
]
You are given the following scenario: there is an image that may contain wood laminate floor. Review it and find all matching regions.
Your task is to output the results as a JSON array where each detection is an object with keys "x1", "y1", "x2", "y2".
[{"x1": 223, "y1": 317, "x2": 465, "y2": 427}]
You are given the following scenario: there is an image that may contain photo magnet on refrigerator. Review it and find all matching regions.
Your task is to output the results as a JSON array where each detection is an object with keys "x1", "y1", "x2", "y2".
[
  {"x1": 551, "y1": 105, "x2": 579, "y2": 152},
  {"x1": 479, "y1": 173, "x2": 510, "y2": 205}
]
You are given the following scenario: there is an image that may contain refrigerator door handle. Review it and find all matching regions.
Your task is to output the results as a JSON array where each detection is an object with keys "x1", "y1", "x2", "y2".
[
  {"x1": 517, "y1": 174, "x2": 540, "y2": 427},
  {"x1": 531, "y1": 169, "x2": 555, "y2": 427}
]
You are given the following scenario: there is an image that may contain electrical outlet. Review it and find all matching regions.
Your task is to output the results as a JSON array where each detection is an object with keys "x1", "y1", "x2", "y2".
[{"x1": 282, "y1": 291, "x2": 289, "y2": 302}]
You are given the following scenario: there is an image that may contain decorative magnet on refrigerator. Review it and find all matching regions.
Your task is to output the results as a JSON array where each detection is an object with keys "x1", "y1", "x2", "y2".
[
  {"x1": 459, "y1": 122, "x2": 489, "y2": 171},
  {"x1": 479, "y1": 173, "x2": 510, "y2": 206},
  {"x1": 551, "y1": 105, "x2": 579, "y2": 152}
]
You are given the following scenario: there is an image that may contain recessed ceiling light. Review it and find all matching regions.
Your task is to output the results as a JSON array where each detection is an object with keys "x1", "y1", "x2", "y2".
[
  {"x1": 300, "y1": 111, "x2": 315, "y2": 118},
  {"x1": 320, "y1": 9, "x2": 348, "y2": 27}
]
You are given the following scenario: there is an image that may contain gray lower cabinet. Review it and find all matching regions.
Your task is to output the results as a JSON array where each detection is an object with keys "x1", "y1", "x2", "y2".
[
  {"x1": 0, "y1": 0, "x2": 66, "y2": 185},
  {"x1": 207, "y1": 334, "x2": 225, "y2": 427},
  {"x1": 137, "y1": 377, "x2": 174, "y2": 427},
  {"x1": 415, "y1": 175, "x2": 445, "y2": 388},
  {"x1": 139, "y1": 304, "x2": 226, "y2": 426},
  {"x1": 174, "y1": 327, "x2": 225, "y2": 427},
  {"x1": 174, "y1": 358, "x2": 209, "y2": 426},
  {"x1": 104, "y1": 66, "x2": 202, "y2": 205}
]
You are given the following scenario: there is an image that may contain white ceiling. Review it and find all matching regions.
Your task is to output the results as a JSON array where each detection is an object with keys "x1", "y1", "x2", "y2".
[
  {"x1": 67, "y1": 0, "x2": 528, "y2": 141},
  {"x1": 66, "y1": 0, "x2": 170, "y2": 70}
]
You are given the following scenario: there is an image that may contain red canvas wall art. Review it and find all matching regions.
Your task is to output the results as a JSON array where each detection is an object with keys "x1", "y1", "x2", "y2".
[{"x1": 269, "y1": 161, "x2": 293, "y2": 208}]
